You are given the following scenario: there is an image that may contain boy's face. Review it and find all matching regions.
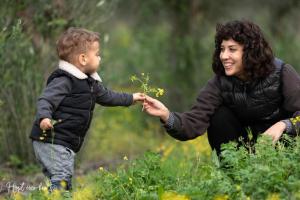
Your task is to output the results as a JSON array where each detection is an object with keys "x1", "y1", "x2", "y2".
[{"x1": 81, "y1": 41, "x2": 101, "y2": 74}]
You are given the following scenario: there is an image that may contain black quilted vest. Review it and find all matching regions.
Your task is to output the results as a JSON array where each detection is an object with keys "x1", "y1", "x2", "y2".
[
  {"x1": 218, "y1": 58, "x2": 291, "y2": 132},
  {"x1": 30, "y1": 69, "x2": 98, "y2": 152}
]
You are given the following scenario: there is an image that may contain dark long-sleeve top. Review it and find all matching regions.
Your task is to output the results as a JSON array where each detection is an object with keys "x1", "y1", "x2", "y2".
[
  {"x1": 36, "y1": 76, "x2": 133, "y2": 122},
  {"x1": 164, "y1": 64, "x2": 300, "y2": 140}
]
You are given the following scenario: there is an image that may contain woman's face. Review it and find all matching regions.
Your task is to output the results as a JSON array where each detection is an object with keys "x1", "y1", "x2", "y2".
[{"x1": 220, "y1": 39, "x2": 245, "y2": 79}]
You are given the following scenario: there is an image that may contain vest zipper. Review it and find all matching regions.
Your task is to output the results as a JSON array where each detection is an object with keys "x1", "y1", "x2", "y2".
[
  {"x1": 78, "y1": 136, "x2": 81, "y2": 147},
  {"x1": 243, "y1": 84, "x2": 247, "y2": 107},
  {"x1": 84, "y1": 84, "x2": 94, "y2": 133},
  {"x1": 78, "y1": 84, "x2": 93, "y2": 148}
]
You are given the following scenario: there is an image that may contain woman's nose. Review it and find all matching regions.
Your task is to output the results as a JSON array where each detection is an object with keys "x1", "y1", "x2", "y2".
[{"x1": 220, "y1": 50, "x2": 229, "y2": 60}]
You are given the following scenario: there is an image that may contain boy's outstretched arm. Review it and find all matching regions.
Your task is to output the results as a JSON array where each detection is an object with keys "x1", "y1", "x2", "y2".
[{"x1": 95, "y1": 82, "x2": 144, "y2": 106}]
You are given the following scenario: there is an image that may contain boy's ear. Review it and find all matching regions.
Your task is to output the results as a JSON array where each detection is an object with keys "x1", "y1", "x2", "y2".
[{"x1": 78, "y1": 54, "x2": 87, "y2": 66}]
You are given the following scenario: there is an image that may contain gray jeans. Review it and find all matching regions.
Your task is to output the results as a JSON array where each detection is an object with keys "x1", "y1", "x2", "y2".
[{"x1": 32, "y1": 141, "x2": 75, "y2": 190}]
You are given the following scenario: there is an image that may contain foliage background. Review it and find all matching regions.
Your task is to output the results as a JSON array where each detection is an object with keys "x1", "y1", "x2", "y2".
[{"x1": 0, "y1": 0, "x2": 300, "y2": 185}]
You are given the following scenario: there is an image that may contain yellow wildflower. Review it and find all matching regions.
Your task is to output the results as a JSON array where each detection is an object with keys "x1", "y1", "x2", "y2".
[
  {"x1": 266, "y1": 193, "x2": 280, "y2": 200},
  {"x1": 73, "y1": 186, "x2": 94, "y2": 200},
  {"x1": 129, "y1": 177, "x2": 133, "y2": 184},
  {"x1": 130, "y1": 75, "x2": 137, "y2": 82},
  {"x1": 156, "y1": 88, "x2": 165, "y2": 97},
  {"x1": 40, "y1": 186, "x2": 48, "y2": 197},
  {"x1": 49, "y1": 189, "x2": 62, "y2": 199},
  {"x1": 161, "y1": 191, "x2": 190, "y2": 200},
  {"x1": 12, "y1": 192, "x2": 23, "y2": 200},
  {"x1": 213, "y1": 194, "x2": 229, "y2": 200},
  {"x1": 60, "y1": 180, "x2": 67, "y2": 189},
  {"x1": 76, "y1": 176, "x2": 85, "y2": 187},
  {"x1": 236, "y1": 185, "x2": 241, "y2": 191},
  {"x1": 290, "y1": 116, "x2": 300, "y2": 125},
  {"x1": 187, "y1": 134, "x2": 211, "y2": 157},
  {"x1": 156, "y1": 144, "x2": 166, "y2": 152},
  {"x1": 161, "y1": 145, "x2": 174, "y2": 162}
]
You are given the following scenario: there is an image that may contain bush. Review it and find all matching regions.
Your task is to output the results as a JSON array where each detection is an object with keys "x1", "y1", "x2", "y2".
[
  {"x1": 89, "y1": 135, "x2": 300, "y2": 200},
  {"x1": 0, "y1": 20, "x2": 43, "y2": 163},
  {"x1": 7, "y1": 135, "x2": 300, "y2": 199}
]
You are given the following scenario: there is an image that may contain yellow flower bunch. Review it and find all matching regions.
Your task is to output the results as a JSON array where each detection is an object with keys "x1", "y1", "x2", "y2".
[
  {"x1": 290, "y1": 116, "x2": 300, "y2": 135},
  {"x1": 73, "y1": 186, "x2": 94, "y2": 200},
  {"x1": 161, "y1": 191, "x2": 190, "y2": 200},
  {"x1": 290, "y1": 116, "x2": 300, "y2": 126},
  {"x1": 130, "y1": 73, "x2": 165, "y2": 97},
  {"x1": 266, "y1": 193, "x2": 280, "y2": 200},
  {"x1": 12, "y1": 192, "x2": 23, "y2": 200},
  {"x1": 99, "y1": 166, "x2": 104, "y2": 172}
]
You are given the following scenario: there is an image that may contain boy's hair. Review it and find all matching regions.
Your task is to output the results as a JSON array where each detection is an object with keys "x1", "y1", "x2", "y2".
[
  {"x1": 56, "y1": 27, "x2": 100, "y2": 63},
  {"x1": 212, "y1": 20, "x2": 275, "y2": 80}
]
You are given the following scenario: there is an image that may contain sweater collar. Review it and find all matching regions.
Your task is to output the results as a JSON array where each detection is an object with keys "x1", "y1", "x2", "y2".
[{"x1": 58, "y1": 60, "x2": 102, "y2": 82}]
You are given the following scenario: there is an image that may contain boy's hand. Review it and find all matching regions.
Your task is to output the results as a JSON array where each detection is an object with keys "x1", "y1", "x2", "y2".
[
  {"x1": 132, "y1": 93, "x2": 146, "y2": 104},
  {"x1": 40, "y1": 118, "x2": 53, "y2": 131}
]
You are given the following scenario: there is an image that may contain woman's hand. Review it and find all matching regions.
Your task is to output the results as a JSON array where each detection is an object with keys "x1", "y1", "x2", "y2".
[
  {"x1": 143, "y1": 95, "x2": 170, "y2": 122},
  {"x1": 263, "y1": 121, "x2": 286, "y2": 143}
]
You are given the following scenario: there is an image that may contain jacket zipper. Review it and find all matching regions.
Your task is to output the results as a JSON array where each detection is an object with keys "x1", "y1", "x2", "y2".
[
  {"x1": 84, "y1": 84, "x2": 94, "y2": 132},
  {"x1": 243, "y1": 84, "x2": 247, "y2": 107},
  {"x1": 78, "y1": 84, "x2": 93, "y2": 148}
]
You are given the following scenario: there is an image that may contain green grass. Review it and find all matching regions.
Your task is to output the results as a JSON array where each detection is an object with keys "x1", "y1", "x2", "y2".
[
  {"x1": 4, "y1": 134, "x2": 300, "y2": 200},
  {"x1": 77, "y1": 105, "x2": 166, "y2": 165}
]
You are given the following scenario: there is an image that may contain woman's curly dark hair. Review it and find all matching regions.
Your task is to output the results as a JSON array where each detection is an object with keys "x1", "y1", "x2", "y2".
[{"x1": 212, "y1": 20, "x2": 275, "y2": 79}]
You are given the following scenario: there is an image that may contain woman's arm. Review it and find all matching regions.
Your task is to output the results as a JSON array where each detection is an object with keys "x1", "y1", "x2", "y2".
[
  {"x1": 264, "y1": 64, "x2": 300, "y2": 142},
  {"x1": 144, "y1": 75, "x2": 223, "y2": 140},
  {"x1": 281, "y1": 64, "x2": 300, "y2": 134}
]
